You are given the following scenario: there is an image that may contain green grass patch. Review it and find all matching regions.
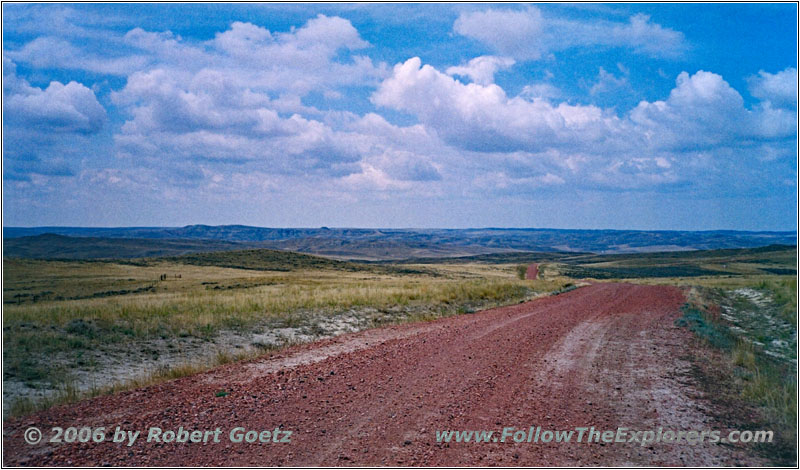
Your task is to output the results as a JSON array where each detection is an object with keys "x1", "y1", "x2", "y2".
[
  {"x1": 675, "y1": 304, "x2": 734, "y2": 349},
  {"x1": 516, "y1": 265, "x2": 528, "y2": 280}
]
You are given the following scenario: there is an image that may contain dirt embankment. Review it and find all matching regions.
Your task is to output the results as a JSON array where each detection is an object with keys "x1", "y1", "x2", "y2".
[{"x1": 3, "y1": 283, "x2": 768, "y2": 466}]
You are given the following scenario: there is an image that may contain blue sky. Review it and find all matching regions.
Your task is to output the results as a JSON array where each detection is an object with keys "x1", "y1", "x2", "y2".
[{"x1": 2, "y1": 3, "x2": 797, "y2": 230}]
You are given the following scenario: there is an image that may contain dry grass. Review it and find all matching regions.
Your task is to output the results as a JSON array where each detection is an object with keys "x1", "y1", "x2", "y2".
[
  {"x1": 3, "y1": 259, "x2": 571, "y2": 336},
  {"x1": 4, "y1": 268, "x2": 550, "y2": 336}
]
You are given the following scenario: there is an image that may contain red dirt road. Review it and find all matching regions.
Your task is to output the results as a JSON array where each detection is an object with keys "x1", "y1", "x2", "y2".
[
  {"x1": 525, "y1": 263, "x2": 538, "y2": 280},
  {"x1": 3, "y1": 283, "x2": 765, "y2": 466}
]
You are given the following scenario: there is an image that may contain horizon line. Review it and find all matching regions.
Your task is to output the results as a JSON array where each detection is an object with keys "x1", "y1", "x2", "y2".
[{"x1": 3, "y1": 224, "x2": 798, "y2": 234}]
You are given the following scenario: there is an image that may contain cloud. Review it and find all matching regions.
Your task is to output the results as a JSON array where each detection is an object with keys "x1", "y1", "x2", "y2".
[
  {"x1": 588, "y1": 157, "x2": 680, "y2": 190},
  {"x1": 454, "y1": 9, "x2": 545, "y2": 60},
  {"x1": 520, "y1": 83, "x2": 563, "y2": 101},
  {"x1": 10, "y1": 14, "x2": 386, "y2": 94},
  {"x1": 123, "y1": 28, "x2": 208, "y2": 69},
  {"x1": 112, "y1": 68, "x2": 268, "y2": 134},
  {"x1": 369, "y1": 150, "x2": 442, "y2": 182},
  {"x1": 202, "y1": 15, "x2": 382, "y2": 94},
  {"x1": 748, "y1": 67, "x2": 797, "y2": 109},
  {"x1": 4, "y1": 154, "x2": 75, "y2": 181},
  {"x1": 104, "y1": 15, "x2": 399, "y2": 182},
  {"x1": 602, "y1": 13, "x2": 686, "y2": 58},
  {"x1": 454, "y1": 7, "x2": 687, "y2": 61},
  {"x1": 2, "y1": 58, "x2": 106, "y2": 182},
  {"x1": 338, "y1": 148, "x2": 443, "y2": 195},
  {"x1": 211, "y1": 15, "x2": 368, "y2": 61},
  {"x1": 3, "y1": 4, "x2": 794, "y2": 219},
  {"x1": 372, "y1": 57, "x2": 624, "y2": 153},
  {"x1": 446, "y1": 55, "x2": 515, "y2": 85},
  {"x1": 630, "y1": 70, "x2": 795, "y2": 148},
  {"x1": 112, "y1": 68, "x2": 373, "y2": 178},
  {"x1": 3, "y1": 58, "x2": 106, "y2": 133},
  {"x1": 630, "y1": 70, "x2": 746, "y2": 146},
  {"x1": 373, "y1": 57, "x2": 795, "y2": 195},
  {"x1": 210, "y1": 21, "x2": 273, "y2": 56},
  {"x1": 473, "y1": 171, "x2": 565, "y2": 194},
  {"x1": 289, "y1": 14, "x2": 369, "y2": 50},
  {"x1": 7, "y1": 36, "x2": 149, "y2": 75},
  {"x1": 590, "y1": 66, "x2": 630, "y2": 96}
]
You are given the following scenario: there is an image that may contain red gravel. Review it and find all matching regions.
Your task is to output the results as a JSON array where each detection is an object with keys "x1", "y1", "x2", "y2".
[
  {"x1": 525, "y1": 263, "x2": 538, "y2": 280},
  {"x1": 2, "y1": 283, "x2": 766, "y2": 466}
]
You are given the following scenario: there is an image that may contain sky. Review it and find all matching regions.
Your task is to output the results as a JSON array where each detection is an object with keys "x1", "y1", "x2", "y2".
[{"x1": 2, "y1": 3, "x2": 797, "y2": 230}]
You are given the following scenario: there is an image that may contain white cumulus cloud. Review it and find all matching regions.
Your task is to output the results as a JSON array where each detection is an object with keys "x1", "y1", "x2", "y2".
[
  {"x1": 3, "y1": 58, "x2": 106, "y2": 133},
  {"x1": 748, "y1": 67, "x2": 797, "y2": 109},
  {"x1": 446, "y1": 56, "x2": 515, "y2": 85},
  {"x1": 372, "y1": 57, "x2": 624, "y2": 153}
]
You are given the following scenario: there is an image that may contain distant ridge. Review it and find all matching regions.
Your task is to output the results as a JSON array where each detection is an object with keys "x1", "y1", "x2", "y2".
[{"x1": 3, "y1": 225, "x2": 796, "y2": 260}]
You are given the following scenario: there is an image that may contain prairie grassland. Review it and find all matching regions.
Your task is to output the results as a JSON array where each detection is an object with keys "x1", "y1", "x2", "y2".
[
  {"x1": 4, "y1": 260, "x2": 563, "y2": 336},
  {"x1": 3, "y1": 257, "x2": 571, "y2": 416}
]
